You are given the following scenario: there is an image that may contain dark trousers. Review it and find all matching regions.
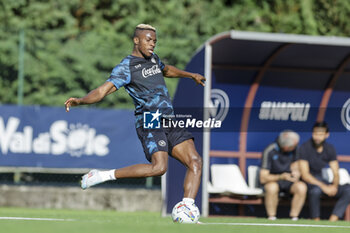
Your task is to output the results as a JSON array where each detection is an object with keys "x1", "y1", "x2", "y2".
[{"x1": 308, "y1": 178, "x2": 350, "y2": 218}]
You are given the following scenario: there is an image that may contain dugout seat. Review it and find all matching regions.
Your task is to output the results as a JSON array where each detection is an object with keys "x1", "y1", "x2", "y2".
[
  {"x1": 248, "y1": 165, "x2": 261, "y2": 189},
  {"x1": 209, "y1": 164, "x2": 263, "y2": 196}
]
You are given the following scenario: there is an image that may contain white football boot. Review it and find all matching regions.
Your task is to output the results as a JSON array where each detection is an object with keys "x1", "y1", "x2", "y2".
[{"x1": 81, "y1": 169, "x2": 103, "y2": 190}]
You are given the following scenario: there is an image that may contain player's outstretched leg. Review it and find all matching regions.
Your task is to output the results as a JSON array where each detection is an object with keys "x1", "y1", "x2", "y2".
[{"x1": 81, "y1": 152, "x2": 167, "y2": 189}]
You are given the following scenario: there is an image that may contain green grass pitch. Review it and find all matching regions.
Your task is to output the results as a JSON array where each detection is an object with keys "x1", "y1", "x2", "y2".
[{"x1": 1, "y1": 207, "x2": 350, "y2": 233}]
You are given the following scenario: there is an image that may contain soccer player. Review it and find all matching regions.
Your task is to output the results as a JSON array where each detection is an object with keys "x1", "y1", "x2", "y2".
[
  {"x1": 299, "y1": 122, "x2": 350, "y2": 221},
  {"x1": 260, "y1": 130, "x2": 307, "y2": 221},
  {"x1": 64, "y1": 24, "x2": 205, "y2": 206}
]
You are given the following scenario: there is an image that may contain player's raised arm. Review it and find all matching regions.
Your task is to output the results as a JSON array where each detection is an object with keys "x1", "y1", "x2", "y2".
[
  {"x1": 162, "y1": 65, "x2": 206, "y2": 86},
  {"x1": 65, "y1": 81, "x2": 116, "y2": 112}
]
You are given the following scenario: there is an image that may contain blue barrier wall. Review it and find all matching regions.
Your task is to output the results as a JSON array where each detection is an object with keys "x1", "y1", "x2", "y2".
[{"x1": 0, "y1": 105, "x2": 147, "y2": 169}]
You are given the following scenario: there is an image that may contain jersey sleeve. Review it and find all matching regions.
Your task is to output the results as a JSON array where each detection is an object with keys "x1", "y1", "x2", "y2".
[
  {"x1": 107, "y1": 58, "x2": 131, "y2": 89},
  {"x1": 261, "y1": 146, "x2": 272, "y2": 170},
  {"x1": 327, "y1": 144, "x2": 337, "y2": 162}
]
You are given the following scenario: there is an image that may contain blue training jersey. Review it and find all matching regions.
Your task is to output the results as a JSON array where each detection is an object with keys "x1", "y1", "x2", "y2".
[{"x1": 107, "y1": 53, "x2": 174, "y2": 127}]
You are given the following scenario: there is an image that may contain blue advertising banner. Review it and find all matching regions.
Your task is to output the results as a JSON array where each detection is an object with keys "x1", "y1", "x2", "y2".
[{"x1": 0, "y1": 105, "x2": 147, "y2": 169}]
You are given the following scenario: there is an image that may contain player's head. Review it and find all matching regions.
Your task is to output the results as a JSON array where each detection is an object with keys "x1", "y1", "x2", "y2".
[
  {"x1": 312, "y1": 121, "x2": 329, "y2": 147},
  {"x1": 277, "y1": 130, "x2": 300, "y2": 152},
  {"x1": 133, "y1": 24, "x2": 157, "y2": 58}
]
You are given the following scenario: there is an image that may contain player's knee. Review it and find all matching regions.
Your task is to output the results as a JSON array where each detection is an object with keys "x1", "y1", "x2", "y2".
[
  {"x1": 295, "y1": 182, "x2": 307, "y2": 195},
  {"x1": 152, "y1": 164, "x2": 167, "y2": 176},
  {"x1": 265, "y1": 182, "x2": 279, "y2": 194},
  {"x1": 309, "y1": 186, "x2": 322, "y2": 197}
]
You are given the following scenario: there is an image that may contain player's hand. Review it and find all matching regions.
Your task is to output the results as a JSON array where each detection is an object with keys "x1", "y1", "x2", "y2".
[
  {"x1": 291, "y1": 170, "x2": 301, "y2": 180},
  {"x1": 191, "y1": 73, "x2": 206, "y2": 87},
  {"x1": 281, "y1": 172, "x2": 298, "y2": 182},
  {"x1": 64, "y1": 97, "x2": 81, "y2": 112}
]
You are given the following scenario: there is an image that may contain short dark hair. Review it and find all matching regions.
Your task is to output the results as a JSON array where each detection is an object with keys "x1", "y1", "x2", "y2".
[{"x1": 312, "y1": 121, "x2": 329, "y2": 132}]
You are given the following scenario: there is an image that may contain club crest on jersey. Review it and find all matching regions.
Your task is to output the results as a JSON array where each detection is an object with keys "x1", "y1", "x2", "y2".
[
  {"x1": 142, "y1": 65, "x2": 162, "y2": 78},
  {"x1": 151, "y1": 57, "x2": 156, "y2": 63}
]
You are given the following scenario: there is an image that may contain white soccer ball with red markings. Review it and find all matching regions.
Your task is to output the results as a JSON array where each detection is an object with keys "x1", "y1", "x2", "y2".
[{"x1": 171, "y1": 201, "x2": 200, "y2": 224}]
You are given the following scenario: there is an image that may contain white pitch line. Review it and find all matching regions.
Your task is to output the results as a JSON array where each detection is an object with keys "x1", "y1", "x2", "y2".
[
  {"x1": 201, "y1": 222, "x2": 350, "y2": 229},
  {"x1": 0, "y1": 217, "x2": 75, "y2": 221}
]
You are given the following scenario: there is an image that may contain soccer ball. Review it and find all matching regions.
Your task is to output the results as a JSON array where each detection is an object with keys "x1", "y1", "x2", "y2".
[{"x1": 171, "y1": 201, "x2": 200, "y2": 224}]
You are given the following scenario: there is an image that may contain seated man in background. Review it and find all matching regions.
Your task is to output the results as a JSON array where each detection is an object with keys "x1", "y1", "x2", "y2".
[
  {"x1": 260, "y1": 130, "x2": 307, "y2": 221},
  {"x1": 299, "y1": 122, "x2": 350, "y2": 221}
]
